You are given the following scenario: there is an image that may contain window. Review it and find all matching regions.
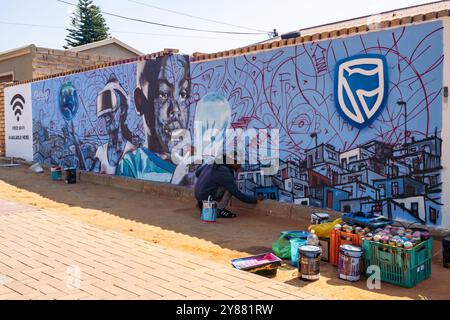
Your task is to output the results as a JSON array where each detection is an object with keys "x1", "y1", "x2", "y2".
[
  {"x1": 430, "y1": 207, "x2": 438, "y2": 224},
  {"x1": 328, "y1": 151, "x2": 337, "y2": 160},
  {"x1": 349, "y1": 156, "x2": 358, "y2": 163},
  {"x1": 0, "y1": 73, "x2": 13, "y2": 83},
  {"x1": 411, "y1": 202, "x2": 419, "y2": 217},
  {"x1": 378, "y1": 185, "x2": 386, "y2": 197},
  {"x1": 294, "y1": 183, "x2": 303, "y2": 191},
  {"x1": 301, "y1": 201, "x2": 308, "y2": 205},
  {"x1": 392, "y1": 182, "x2": 399, "y2": 197}
]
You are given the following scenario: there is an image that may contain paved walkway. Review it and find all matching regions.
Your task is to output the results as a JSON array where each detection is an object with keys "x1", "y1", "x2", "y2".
[{"x1": 0, "y1": 198, "x2": 322, "y2": 300}]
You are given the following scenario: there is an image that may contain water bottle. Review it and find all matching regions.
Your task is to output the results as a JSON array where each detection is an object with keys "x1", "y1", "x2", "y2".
[{"x1": 307, "y1": 230, "x2": 319, "y2": 246}]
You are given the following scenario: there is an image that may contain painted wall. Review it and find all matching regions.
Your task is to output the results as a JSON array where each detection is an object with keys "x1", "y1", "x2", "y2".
[
  {"x1": 189, "y1": 20, "x2": 445, "y2": 228},
  {"x1": 3, "y1": 20, "x2": 447, "y2": 229}
]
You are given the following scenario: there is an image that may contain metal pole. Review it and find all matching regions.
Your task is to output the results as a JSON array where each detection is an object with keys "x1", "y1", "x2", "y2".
[{"x1": 404, "y1": 102, "x2": 407, "y2": 146}]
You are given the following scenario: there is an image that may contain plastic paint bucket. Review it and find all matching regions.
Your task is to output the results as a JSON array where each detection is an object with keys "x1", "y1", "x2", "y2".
[
  {"x1": 298, "y1": 245, "x2": 322, "y2": 281},
  {"x1": 201, "y1": 197, "x2": 217, "y2": 223},
  {"x1": 290, "y1": 238, "x2": 307, "y2": 267},
  {"x1": 51, "y1": 166, "x2": 62, "y2": 181},
  {"x1": 338, "y1": 244, "x2": 363, "y2": 282},
  {"x1": 64, "y1": 167, "x2": 77, "y2": 184},
  {"x1": 443, "y1": 236, "x2": 450, "y2": 269}
]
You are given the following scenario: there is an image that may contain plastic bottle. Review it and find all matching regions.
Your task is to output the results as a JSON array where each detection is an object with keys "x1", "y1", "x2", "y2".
[{"x1": 307, "y1": 230, "x2": 319, "y2": 246}]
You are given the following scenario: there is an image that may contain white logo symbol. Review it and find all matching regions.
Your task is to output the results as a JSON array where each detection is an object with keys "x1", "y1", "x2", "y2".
[{"x1": 336, "y1": 55, "x2": 387, "y2": 127}]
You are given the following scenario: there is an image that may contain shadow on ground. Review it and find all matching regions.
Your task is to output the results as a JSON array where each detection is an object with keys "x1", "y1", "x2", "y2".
[{"x1": 1, "y1": 162, "x2": 449, "y2": 300}]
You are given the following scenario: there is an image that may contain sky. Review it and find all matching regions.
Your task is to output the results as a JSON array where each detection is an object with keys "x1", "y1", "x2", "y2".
[{"x1": 0, "y1": 0, "x2": 437, "y2": 55}]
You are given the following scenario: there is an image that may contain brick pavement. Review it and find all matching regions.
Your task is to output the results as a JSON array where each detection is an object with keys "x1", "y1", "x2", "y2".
[{"x1": 0, "y1": 198, "x2": 324, "y2": 300}]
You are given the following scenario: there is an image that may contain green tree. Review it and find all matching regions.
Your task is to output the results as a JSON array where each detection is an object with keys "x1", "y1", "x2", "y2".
[{"x1": 64, "y1": 0, "x2": 110, "y2": 49}]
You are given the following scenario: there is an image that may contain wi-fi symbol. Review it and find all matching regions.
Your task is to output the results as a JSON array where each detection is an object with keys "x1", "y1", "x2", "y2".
[{"x1": 10, "y1": 94, "x2": 25, "y2": 122}]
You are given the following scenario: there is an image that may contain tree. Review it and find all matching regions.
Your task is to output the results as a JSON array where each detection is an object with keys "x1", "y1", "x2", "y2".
[{"x1": 64, "y1": 0, "x2": 110, "y2": 49}]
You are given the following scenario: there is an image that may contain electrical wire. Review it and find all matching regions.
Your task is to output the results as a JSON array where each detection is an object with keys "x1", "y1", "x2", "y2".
[
  {"x1": 56, "y1": 0, "x2": 273, "y2": 37},
  {"x1": 0, "y1": 21, "x2": 261, "y2": 41},
  {"x1": 127, "y1": 0, "x2": 270, "y2": 34}
]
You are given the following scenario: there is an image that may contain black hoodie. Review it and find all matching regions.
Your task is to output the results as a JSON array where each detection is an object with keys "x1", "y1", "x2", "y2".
[{"x1": 194, "y1": 164, "x2": 257, "y2": 204}]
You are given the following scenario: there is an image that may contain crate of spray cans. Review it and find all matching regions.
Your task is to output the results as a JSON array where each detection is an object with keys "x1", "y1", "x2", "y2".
[
  {"x1": 330, "y1": 224, "x2": 370, "y2": 266},
  {"x1": 362, "y1": 226, "x2": 432, "y2": 288}
]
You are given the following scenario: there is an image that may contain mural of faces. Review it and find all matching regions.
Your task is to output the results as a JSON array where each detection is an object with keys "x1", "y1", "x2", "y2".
[{"x1": 134, "y1": 55, "x2": 191, "y2": 158}]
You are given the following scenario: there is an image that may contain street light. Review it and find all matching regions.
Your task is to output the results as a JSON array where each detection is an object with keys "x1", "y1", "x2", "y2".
[
  {"x1": 397, "y1": 99, "x2": 407, "y2": 146},
  {"x1": 310, "y1": 132, "x2": 318, "y2": 148}
]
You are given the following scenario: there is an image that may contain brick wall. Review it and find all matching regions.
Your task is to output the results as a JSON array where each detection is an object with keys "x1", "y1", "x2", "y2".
[{"x1": 32, "y1": 47, "x2": 117, "y2": 79}]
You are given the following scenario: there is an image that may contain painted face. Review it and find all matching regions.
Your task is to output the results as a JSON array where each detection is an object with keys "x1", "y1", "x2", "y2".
[
  {"x1": 153, "y1": 56, "x2": 190, "y2": 153},
  {"x1": 101, "y1": 111, "x2": 120, "y2": 136}
]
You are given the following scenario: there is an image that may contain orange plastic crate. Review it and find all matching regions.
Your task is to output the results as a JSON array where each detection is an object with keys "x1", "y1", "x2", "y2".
[{"x1": 330, "y1": 229, "x2": 364, "y2": 266}]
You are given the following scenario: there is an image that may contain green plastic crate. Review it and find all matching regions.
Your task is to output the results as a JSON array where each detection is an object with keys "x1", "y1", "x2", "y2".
[{"x1": 363, "y1": 238, "x2": 432, "y2": 288}]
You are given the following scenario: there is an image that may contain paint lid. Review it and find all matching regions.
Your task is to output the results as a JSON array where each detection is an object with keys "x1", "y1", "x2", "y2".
[
  {"x1": 340, "y1": 244, "x2": 362, "y2": 252},
  {"x1": 340, "y1": 244, "x2": 363, "y2": 258},
  {"x1": 311, "y1": 212, "x2": 329, "y2": 219},
  {"x1": 299, "y1": 245, "x2": 321, "y2": 253}
]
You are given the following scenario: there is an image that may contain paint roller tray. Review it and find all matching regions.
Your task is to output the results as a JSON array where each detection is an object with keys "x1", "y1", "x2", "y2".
[{"x1": 231, "y1": 253, "x2": 282, "y2": 275}]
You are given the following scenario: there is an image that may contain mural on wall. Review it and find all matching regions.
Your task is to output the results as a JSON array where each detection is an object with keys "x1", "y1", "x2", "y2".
[
  {"x1": 189, "y1": 21, "x2": 444, "y2": 226},
  {"x1": 27, "y1": 20, "x2": 445, "y2": 227}
]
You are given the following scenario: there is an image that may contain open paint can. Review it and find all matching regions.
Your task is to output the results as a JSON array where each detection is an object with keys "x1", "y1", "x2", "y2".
[
  {"x1": 443, "y1": 236, "x2": 450, "y2": 269},
  {"x1": 298, "y1": 245, "x2": 322, "y2": 281},
  {"x1": 201, "y1": 196, "x2": 217, "y2": 223},
  {"x1": 51, "y1": 166, "x2": 62, "y2": 181},
  {"x1": 64, "y1": 167, "x2": 77, "y2": 184},
  {"x1": 338, "y1": 244, "x2": 363, "y2": 282}
]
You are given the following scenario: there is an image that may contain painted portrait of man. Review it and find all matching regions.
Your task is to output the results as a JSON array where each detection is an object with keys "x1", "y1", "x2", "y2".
[
  {"x1": 117, "y1": 54, "x2": 191, "y2": 183},
  {"x1": 91, "y1": 74, "x2": 137, "y2": 175}
]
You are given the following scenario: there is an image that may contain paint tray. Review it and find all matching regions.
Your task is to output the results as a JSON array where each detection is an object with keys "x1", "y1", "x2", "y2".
[{"x1": 231, "y1": 253, "x2": 282, "y2": 275}]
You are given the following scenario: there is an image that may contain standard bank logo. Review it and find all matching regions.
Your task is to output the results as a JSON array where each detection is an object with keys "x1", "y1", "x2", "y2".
[{"x1": 335, "y1": 54, "x2": 388, "y2": 129}]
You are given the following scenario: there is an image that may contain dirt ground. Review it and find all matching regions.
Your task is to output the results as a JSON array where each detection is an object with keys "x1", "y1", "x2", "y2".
[{"x1": 1, "y1": 162, "x2": 449, "y2": 300}]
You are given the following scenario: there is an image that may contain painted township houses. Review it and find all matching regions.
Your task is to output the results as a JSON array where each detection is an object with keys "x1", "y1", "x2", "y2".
[{"x1": 238, "y1": 133, "x2": 443, "y2": 226}]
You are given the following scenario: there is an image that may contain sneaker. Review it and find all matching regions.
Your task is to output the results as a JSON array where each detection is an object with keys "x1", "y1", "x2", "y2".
[{"x1": 217, "y1": 208, "x2": 238, "y2": 218}]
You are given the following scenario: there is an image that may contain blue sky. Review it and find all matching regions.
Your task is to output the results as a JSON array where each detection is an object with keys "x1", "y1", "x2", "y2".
[{"x1": 0, "y1": 0, "x2": 434, "y2": 55}]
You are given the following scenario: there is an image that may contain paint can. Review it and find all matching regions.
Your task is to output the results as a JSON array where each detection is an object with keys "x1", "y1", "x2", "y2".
[
  {"x1": 338, "y1": 244, "x2": 363, "y2": 282},
  {"x1": 51, "y1": 166, "x2": 62, "y2": 181},
  {"x1": 310, "y1": 212, "x2": 330, "y2": 225},
  {"x1": 201, "y1": 196, "x2": 217, "y2": 223},
  {"x1": 290, "y1": 238, "x2": 307, "y2": 267},
  {"x1": 298, "y1": 245, "x2": 322, "y2": 281},
  {"x1": 64, "y1": 167, "x2": 77, "y2": 184},
  {"x1": 443, "y1": 236, "x2": 450, "y2": 269}
]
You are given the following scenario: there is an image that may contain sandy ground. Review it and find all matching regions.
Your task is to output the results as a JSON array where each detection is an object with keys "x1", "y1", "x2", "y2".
[{"x1": 0, "y1": 162, "x2": 449, "y2": 300}]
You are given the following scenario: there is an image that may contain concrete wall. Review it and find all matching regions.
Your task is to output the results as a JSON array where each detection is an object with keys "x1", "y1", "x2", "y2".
[{"x1": 0, "y1": 52, "x2": 33, "y2": 82}]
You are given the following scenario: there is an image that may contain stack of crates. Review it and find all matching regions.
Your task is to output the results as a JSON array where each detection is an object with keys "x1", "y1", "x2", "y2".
[
  {"x1": 330, "y1": 229, "x2": 364, "y2": 266},
  {"x1": 362, "y1": 238, "x2": 433, "y2": 288}
]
